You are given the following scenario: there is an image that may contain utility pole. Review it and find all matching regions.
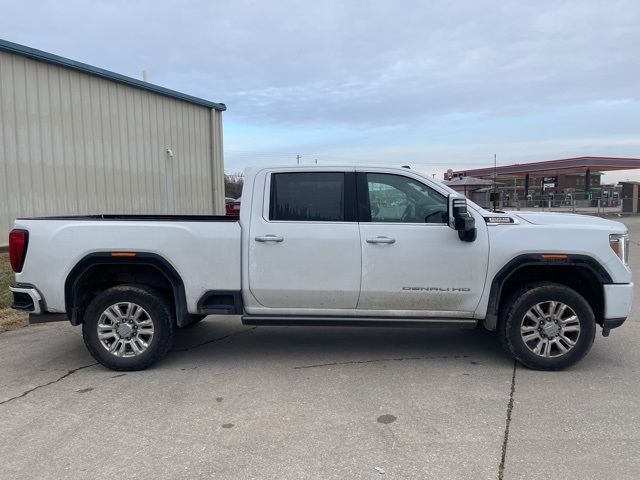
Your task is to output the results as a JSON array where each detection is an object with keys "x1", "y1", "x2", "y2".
[
  {"x1": 493, "y1": 153, "x2": 498, "y2": 211},
  {"x1": 296, "y1": 154, "x2": 301, "y2": 165}
]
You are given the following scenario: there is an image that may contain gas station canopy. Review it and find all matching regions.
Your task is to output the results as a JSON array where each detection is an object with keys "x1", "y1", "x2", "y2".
[{"x1": 452, "y1": 156, "x2": 640, "y2": 178}]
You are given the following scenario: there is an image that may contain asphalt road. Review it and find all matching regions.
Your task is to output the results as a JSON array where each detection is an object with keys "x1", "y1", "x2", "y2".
[{"x1": 1, "y1": 217, "x2": 639, "y2": 480}]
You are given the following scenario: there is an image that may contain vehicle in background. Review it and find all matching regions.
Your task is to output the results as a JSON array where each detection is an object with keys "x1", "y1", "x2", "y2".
[
  {"x1": 8, "y1": 165, "x2": 632, "y2": 372},
  {"x1": 225, "y1": 197, "x2": 241, "y2": 216}
]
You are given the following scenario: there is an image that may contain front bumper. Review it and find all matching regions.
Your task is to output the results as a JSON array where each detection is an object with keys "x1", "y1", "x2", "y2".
[
  {"x1": 9, "y1": 284, "x2": 44, "y2": 314},
  {"x1": 602, "y1": 283, "x2": 633, "y2": 336}
]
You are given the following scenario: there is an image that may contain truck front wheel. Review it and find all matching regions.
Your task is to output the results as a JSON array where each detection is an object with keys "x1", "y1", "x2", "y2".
[
  {"x1": 82, "y1": 285, "x2": 175, "y2": 371},
  {"x1": 499, "y1": 283, "x2": 596, "y2": 370}
]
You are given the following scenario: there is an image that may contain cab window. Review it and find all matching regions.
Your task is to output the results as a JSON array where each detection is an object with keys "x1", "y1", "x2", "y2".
[
  {"x1": 365, "y1": 173, "x2": 447, "y2": 224},
  {"x1": 269, "y1": 172, "x2": 345, "y2": 221}
]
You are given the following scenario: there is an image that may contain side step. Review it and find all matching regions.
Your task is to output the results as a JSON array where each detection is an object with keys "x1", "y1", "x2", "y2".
[{"x1": 241, "y1": 316, "x2": 477, "y2": 328}]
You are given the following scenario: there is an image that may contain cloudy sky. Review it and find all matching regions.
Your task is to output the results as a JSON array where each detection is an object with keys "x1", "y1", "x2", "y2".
[{"x1": 2, "y1": 0, "x2": 639, "y2": 180}]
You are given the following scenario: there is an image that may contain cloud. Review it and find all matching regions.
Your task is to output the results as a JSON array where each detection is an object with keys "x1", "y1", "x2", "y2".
[
  {"x1": 2, "y1": 0, "x2": 639, "y2": 175},
  {"x1": 2, "y1": 0, "x2": 639, "y2": 127}
]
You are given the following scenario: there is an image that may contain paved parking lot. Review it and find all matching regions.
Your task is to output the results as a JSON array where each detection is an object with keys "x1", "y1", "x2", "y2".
[{"x1": 1, "y1": 217, "x2": 639, "y2": 480}]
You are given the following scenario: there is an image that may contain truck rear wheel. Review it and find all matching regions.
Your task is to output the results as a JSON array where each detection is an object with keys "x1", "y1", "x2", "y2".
[
  {"x1": 82, "y1": 285, "x2": 175, "y2": 371},
  {"x1": 499, "y1": 283, "x2": 596, "y2": 371}
]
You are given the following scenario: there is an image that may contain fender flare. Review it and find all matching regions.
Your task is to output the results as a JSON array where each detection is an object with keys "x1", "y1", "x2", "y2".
[
  {"x1": 64, "y1": 252, "x2": 190, "y2": 327},
  {"x1": 483, "y1": 253, "x2": 612, "y2": 330}
]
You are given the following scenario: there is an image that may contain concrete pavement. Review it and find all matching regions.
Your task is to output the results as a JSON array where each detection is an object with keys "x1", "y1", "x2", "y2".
[
  {"x1": 503, "y1": 217, "x2": 640, "y2": 480},
  {"x1": 1, "y1": 219, "x2": 639, "y2": 479}
]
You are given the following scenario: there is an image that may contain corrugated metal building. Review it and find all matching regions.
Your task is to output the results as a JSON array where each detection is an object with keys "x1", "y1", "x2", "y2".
[{"x1": 0, "y1": 39, "x2": 226, "y2": 246}]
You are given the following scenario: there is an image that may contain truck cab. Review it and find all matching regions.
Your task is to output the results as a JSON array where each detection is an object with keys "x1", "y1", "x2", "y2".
[{"x1": 242, "y1": 166, "x2": 485, "y2": 318}]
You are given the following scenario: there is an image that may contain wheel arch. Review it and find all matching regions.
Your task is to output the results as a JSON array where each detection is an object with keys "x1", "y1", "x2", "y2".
[
  {"x1": 483, "y1": 254, "x2": 611, "y2": 330},
  {"x1": 64, "y1": 252, "x2": 191, "y2": 327}
]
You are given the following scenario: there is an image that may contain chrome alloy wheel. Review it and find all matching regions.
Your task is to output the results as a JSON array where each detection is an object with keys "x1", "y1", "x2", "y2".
[
  {"x1": 97, "y1": 302, "x2": 154, "y2": 357},
  {"x1": 520, "y1": 301, "x2": 581, "y2": 358}
]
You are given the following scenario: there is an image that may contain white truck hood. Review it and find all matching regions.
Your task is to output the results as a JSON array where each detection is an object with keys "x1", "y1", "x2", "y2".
[{"x1": 513, "y1": 211, "x2": 626, "y2": 230}]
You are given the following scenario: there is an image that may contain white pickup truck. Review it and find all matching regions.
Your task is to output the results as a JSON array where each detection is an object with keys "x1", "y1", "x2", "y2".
[{"x1": 8, "y1": 165, "x2": 633, "y2": 371}]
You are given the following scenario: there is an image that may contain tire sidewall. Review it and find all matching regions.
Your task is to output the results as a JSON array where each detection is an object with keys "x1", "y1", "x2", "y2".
[
  {"x1": 504, "y1": 284, "x2": 596, "y2": 370},
  {"x1": 82, "y1": 285, "x2": 174, "y2": 370}
]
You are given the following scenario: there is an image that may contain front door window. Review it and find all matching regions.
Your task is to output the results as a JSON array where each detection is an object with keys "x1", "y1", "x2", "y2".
[{"x1": 365, "y1": 173, "x2": 448, "y2": 224}]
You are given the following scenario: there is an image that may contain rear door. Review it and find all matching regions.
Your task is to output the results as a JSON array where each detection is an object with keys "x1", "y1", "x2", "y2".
[
  {"x1": 357, "y1": 170, "x2": 489, "y2": 315},
  {"x1": 248, "y1": 170, "x2": 361, "y2": 309}
]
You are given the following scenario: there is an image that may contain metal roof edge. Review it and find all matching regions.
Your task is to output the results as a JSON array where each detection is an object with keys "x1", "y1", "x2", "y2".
[{"x1": 0, "y1": 38, "x2": 226, "y2": 111}]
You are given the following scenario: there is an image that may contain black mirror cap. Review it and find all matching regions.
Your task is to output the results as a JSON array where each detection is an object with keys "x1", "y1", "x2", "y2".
[
  {"x1": 453, "y1": 214, "x2": 471, "y2": 231},
  {"x1": 455, "y1": 214, "x2": 476, "y2": 242},
  {"x1": 458, "y1": 227, "x2": 476, "y2": 242}
]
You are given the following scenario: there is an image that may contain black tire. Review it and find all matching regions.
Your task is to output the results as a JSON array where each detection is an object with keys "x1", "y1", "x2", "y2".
[
  {"x1": 82, "y1": 284, "x2": 175, "y2": 371},
  {"x1": 498, "y1": 282, "x2": 596, "y2": 371}
]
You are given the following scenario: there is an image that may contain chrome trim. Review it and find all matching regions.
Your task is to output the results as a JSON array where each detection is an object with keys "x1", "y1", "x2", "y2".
[
  {"x1": 255, "y1": 235, "x2": 284, "y2": 242},
  {"x1": 366, "y1": 236, "x2": 396, "y2": 244},
  {"x1": 9, "y1": 285, "x2": 43, "y2": 314}
]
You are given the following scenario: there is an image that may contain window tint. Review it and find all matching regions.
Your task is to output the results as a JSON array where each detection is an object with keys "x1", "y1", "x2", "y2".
[
  {"x1": 270, "y1": 172, "x2": 345, "y2": 221},
  {"x1": 366, "y1": 173, "x2": 447, "y2": 223}
]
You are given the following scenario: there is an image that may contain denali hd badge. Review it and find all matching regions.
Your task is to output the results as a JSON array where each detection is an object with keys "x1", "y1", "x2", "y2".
[{"x1": 484, "y1": 216, "x2": 514, "y2": 224}]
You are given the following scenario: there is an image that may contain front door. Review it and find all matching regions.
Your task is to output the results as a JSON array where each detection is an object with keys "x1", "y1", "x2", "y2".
[
  {"x1": 357, "y1": 171, "x2": 489, "y2": 315},
  {"x1": 248, "y1": 170, "x2": 361, "y2": 309}
]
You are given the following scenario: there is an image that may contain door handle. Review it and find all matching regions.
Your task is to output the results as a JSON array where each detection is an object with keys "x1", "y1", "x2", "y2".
[
  {"x1": 366, "y1": 236, "x2": 396, "y2": 244},
  {"x1": 255, "y1": 235, "x2": 284, "y2": 243}
]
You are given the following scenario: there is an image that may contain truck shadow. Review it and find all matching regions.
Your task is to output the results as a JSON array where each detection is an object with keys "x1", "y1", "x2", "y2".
[{"x1": 171, "y1": 317, "x2": 512, "y2": 368}]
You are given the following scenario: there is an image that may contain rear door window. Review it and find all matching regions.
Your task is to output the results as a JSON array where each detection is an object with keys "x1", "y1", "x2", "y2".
[{"x1": 269, "y1": 172, "x2": 346, "y2": 221}]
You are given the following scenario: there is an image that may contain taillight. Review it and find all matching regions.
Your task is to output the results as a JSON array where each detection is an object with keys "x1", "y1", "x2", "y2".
[{"x1": 9, "y1": 229, "x2": 29, "y2": 273}]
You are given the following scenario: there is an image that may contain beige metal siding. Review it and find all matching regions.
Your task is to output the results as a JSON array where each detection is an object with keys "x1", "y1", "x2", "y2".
[{"x1": 0, "y1": 49, "x2": 224, "y2": 246}]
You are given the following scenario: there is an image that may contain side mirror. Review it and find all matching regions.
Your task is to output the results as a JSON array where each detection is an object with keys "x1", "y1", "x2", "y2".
[{"x1": 448, "y1": 196, "x2": 477, "y2": 242}]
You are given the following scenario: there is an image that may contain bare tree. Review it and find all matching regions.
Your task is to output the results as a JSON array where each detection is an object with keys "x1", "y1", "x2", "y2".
[{"x1": 224, "y1": 172, "x2": 244, "y2": 199}]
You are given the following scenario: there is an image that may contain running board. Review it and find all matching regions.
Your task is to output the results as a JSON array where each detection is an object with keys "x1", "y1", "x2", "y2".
[{"x1": 241, "y1": 316, "x2": 477, "y2": 328}]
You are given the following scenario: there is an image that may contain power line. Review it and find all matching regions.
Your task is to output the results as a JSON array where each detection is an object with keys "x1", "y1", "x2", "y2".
[
  {"x1": 226, "y1": 149, "x2": 488, "y2": 168},
  {"x1": 226, "y1": 151, "x2": 457, "y2": 165}
]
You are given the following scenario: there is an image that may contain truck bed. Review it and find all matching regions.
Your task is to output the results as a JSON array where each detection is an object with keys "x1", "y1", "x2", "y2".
[{"x1": 13, "y1": 215, "x2": 242, "y2": 315}]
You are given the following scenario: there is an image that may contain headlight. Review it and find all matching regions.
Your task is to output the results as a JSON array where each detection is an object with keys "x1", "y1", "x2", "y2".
[{"x1": 610, "y1": 233, "x2": 629, "y2": 266}]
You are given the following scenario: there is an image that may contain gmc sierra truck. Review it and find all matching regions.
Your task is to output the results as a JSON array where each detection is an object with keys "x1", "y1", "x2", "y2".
[{"x1": 8, "y1": 166, "x2": 633, "y2": 371}]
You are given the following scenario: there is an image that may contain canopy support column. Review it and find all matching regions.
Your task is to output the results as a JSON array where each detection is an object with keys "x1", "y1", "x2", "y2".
[{"x1": 585, "y1": 169, "x2": 591, "y2": 200}]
